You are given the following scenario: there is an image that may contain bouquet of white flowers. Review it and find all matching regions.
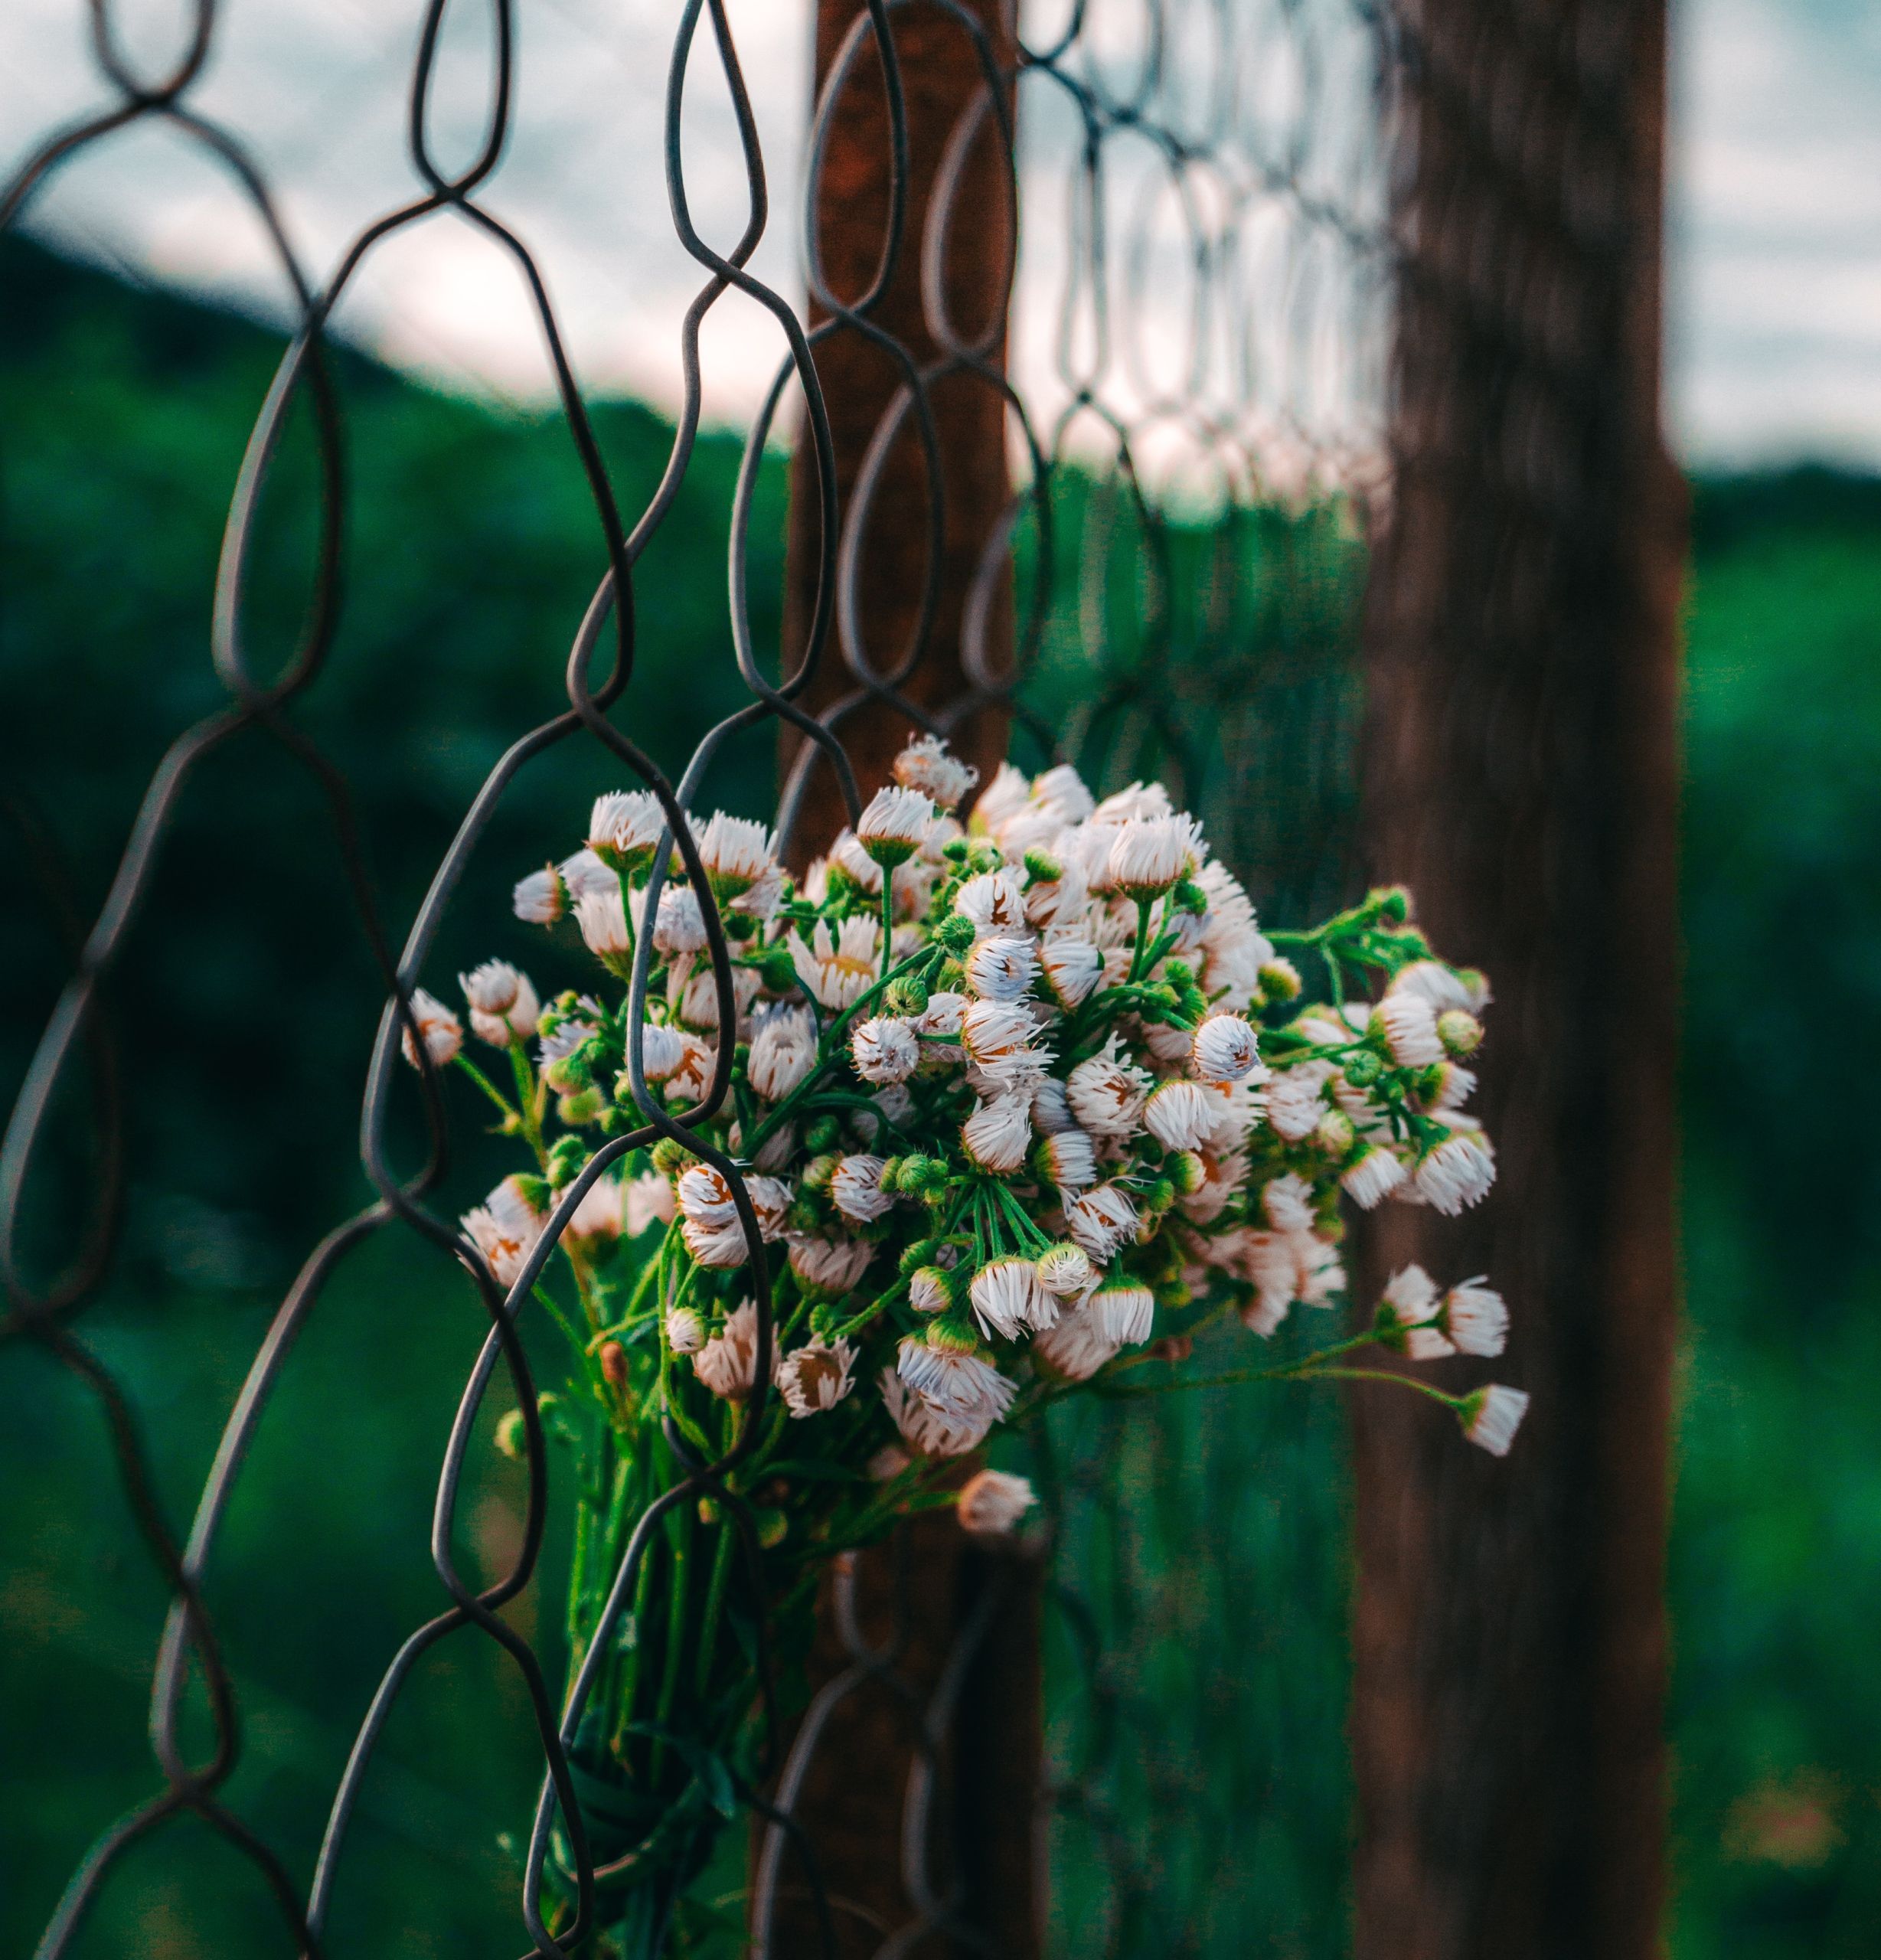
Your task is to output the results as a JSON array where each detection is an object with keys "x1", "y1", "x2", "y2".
[{"x1": 404, "y1": 733, "x2": 1525, "y2": 1955}]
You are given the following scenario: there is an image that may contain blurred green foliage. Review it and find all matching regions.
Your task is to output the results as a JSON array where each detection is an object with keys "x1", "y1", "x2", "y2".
[
  {"x1": 4, "y1": 234, "x2": 1878, "y2": 1958},
  {"x1": 1670, "y1": 469, "x2": 1881, "y2": 1957}
]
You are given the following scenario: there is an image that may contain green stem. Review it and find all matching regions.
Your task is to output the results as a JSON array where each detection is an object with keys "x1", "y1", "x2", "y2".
[
  {"x1": 694, "y1": 1517, "x2": 737, "y2": 1700},
  {"x1": 452, "y1": 1053, "x2": 518, "y2": 1125},
  {"x1": 1128, "y1": 897, "x2": 1154, "y2": 984},
  {"x1": 1095, "y1": 1330, "x2": 1387, "y2": 1399},
  {"x1": 508, "y1": 1042, "x2": 547, "y2": 1165},
  {"x1": 880, "y1": 873, "x2": 896, "y2": 981},
  {"x1": 648, "y1": 1497, "x2": 694, "y2": 1786}
]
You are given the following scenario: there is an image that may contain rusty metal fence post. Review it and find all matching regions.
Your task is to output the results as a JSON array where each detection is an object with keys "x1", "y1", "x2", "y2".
[{"x1": 1352, "y1": 3, "x2": 1683, "y2": 1954}]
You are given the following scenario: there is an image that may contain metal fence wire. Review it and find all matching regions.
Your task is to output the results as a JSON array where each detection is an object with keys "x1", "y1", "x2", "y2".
[{"x1": 3, "y1": 1, "x2": 1405, "y2": 1954}]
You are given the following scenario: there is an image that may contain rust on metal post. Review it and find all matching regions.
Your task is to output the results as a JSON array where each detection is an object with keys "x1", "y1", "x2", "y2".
[
  {"x1": 1351, "y1": 2, "x2": 1682, "y2": 1956},
  {"x1": 764, "y1": 5, "x2": 1041, "y2": 1955}
]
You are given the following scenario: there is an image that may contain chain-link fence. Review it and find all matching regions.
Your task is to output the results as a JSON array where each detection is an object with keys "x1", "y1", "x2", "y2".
[{"x1": 1, "y1": 1, "x2": 1674, "y2": 1955}]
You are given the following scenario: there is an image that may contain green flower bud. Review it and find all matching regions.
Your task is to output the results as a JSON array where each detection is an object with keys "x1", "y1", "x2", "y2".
[
  {"x1": 1257, "y1": 958, "x2": 1303, "y2": 1003},
  {"x1": 1369, "y1": 884, "x2": 1412, "y2": 925},
  {"x1": 557, "y1": 1089, "x2": 605, "y2": 1127},
  {"x1": 884, "y1": 973, "x2": 930, "y2": 1016},
  {"x1": 1314, "y1": 1109, "x2": 1356, "y2": 1158},
  {"x1": 1169, "y1": 1150, "x2": 1208, "y2": 1196},
  {"x1": 928, "y1": 1313, "x2": 980, "y2": 1356},
  {"x1": 759, "y1": 945, "x2": 798, "y2": 991},
  {"x1": 942, "y1": 837, "x2": 972, "y2": 864},
  {"x1": 935, "y1": 913, "x2": 977, "y2": 955},
  {"x1": 900, "y1": 1236, "x2": 942, "y2": 1277},
  {"x1": 756, "y1": 1509, "x2": 789, "y2": 1550},
  {"x1": 805, "y1": 1116, "x2": 842, "y2": 1154},
  {"x1": 1154, "y1": 1279, "x2": 1193, "y2": 1310},
  {"x1": 1163, "y1": 959, "x2": 1196, "y2": 989},
  {"x1": 547, "y1": 1135, "x2": 589, "y2": 1186},
  {"x1": 1144, "y1": 1177, "x2": 1177, "y2": 1215},
  {"x1": 1437, "y1": 1008, "x2": 1484, "y2": 1057},
  {"x1": 1173, "y1": 877, "x2": 1209, "y2": 915},
  {"x1": 802, "y1": 1151, "x2": 840, "y2": 1191},
  {"x1": 723, "y1": 912, "x2": 756, "y2": 942},
  {"x1": 495, "y1": 1409, "x2": 528, "y2": 1461},
  {"x1": 650, "y1": 1135, "x2": 689, "y2": 1175},
  {"x1": 697, "y1": 1495, "x2": 722, "y2": 1525},
  {"x1": 1342, "y1": 1048, "x2": 1384, "y2": 1088},
  {"x1": 1022, "y1": 847, "x2": 1063, "y2": 883},
  {"x1": 936, "y1": 958, "x2": 967, "y2": 992}
]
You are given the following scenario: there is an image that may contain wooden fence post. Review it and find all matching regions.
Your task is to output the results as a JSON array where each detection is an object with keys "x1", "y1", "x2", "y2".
[{"x1": 1351, "y1": 2, "x2": 1683, "y2": 1955}]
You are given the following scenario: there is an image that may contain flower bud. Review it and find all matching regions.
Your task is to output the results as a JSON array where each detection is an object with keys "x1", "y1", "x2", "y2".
[
  {"x1": 1168, "y1": 1150, "x2": 1207, "y2": 1195},
  {"x1": 547, "y1": 1135, "x2": 588, "y2": 1187},
  {"x1": 557, "y1": 1089, "x2": 605, "y2": 1127},
  {"x1": 1022, "y1": 847, "x2": 1063, "y2": 883},
  {"x1": 1313, "y1": 1109, "x2": 1355, "y2": 1158},
  {"x1": 802, "y1": 1152, "x2": 839, "y2": 1191},
  {"x1": 495, "y1": 1409, "x2": 527, "y2": 1461},
  {"x1": 884, "y1": 973, "x2": 930, "y2": 1017},
  {"x1": 1437, "y1": 1008, "x2": 1484, "y2": 1057},
  {"x1": 1257, "y1": 958, "x2": 1303, "y2": 1002},
  {"x1": 805, "y1": 1116, "x2": 842, "y2": 1154},
  {"x1": 666, "y1": 1307, "x2": 706, "y2": 1354},
  {"x1": 599, "y1": 1341, "x2": 629, "y2": 1387},
  {"x1": 1371, "y1": 884, "x2": 1412, "y2": 925},
  {"x1": 935, "y1": 913, "x2": 977, "y2": 955},
  {"x1": 909, "y1": 1266, "x2": 955, "y2": 1314},
  {"x1": 650, "y1": 1136, "x2": 689, "y2": 1175},
  {"x1": 1143, "y1": 1178, "x2": 1177, "y2": 1215},
  {"x1": 1342, "y1": 1048, "x2": 1383, "y2": 1088}
]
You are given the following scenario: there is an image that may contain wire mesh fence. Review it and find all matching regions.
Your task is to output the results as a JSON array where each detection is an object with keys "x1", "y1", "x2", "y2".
[{"x1": 0, "y1": 0, "x2": 1659, "y2": 1955}]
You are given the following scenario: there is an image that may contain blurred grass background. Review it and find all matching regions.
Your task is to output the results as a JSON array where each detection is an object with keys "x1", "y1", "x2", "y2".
[{"x1": 2, "y1": 237, "x2": 1877, "y2": 1955}]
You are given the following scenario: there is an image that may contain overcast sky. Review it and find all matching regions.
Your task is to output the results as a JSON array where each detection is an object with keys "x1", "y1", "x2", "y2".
[{"x1": 4, "y1": 0, "x2": 1877, "y2": 470}]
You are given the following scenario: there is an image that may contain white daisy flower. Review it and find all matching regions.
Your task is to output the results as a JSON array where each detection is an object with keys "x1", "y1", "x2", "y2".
[
  {"x1": 459, "y1": 960, "x2": 540, "y2": 1047},
  {"x1": 748, "y1": 1006, "x2": 818, "y2": 1101},
  {"x1": 625, "y1": 1171, "x2": 676, "y2": 1237},
  {"x1": 830, "y1": 1154, "x2": 896, "y2": 1223},
  {"x1": 574, "y1": 887, "x2": 631, "y2": 959},
  {"x1": 1190, "y1": 1011, "x2": 1264, "y2": 1086},
  {"x1": 512, "y1": 864, "x2": 566, "y2": 926},
  {"x1": 1036, "y1": 1241, "x2": 1094, "y2": 1298},
  {"x1": 791, "y1": 915, "x2": 882, "y2": 1010},
  {"x1": 1341, "y1": 1145, "x2": 1408, "y2": 1210},
  {"x1": 1030, "y1": 1076, "x2": 1078, "y2": 1135},
  {"x1": 1066, "y1": 1036, "x2": 1152, "y2": 1138},
  {"x1": 558, "y1": 849, "x2": 618, "y2": 903},
  {"x1": 460, "y1": 1175, "x2": 543, "y2": 1288},
  {"x1": 880, "y1": 1367, "x2": 994, "y2": 1457},
  {"x1": 589, "y1": 789, "x2": 667, "y2": 871},
  {"x1": 691, "y1": 812, "x2": 778, "y2": 900},
  {"x1": 1373, "y1": 993, "x2": 1446, "y2": 1070},
  {"x1": 968, "y1": 1256, "x2": 1056, "y2": 1339},
  {"x1": 893, "y1": 733, "x2": 979, "y2": 809},
  {"x1": 694, "y1": 1300, "x2": 770, "y2": 1400},
  {"x1": 1038, "y1": 935, "x2": 1105, "y2": 1009},
  {"x1": 1143, "y1": 1080, "x2": 1220, "y2": 1152},
  {"x1": 400, "y1": 988, "x2": 462, "y2": 1069},
  {"x1": 959, "y1": 1000, "x2": 1052, "y2": 1089},
  {"x1": 961, "y1": 1093, "x2": 1034, "y2": 1174},
  {"x1": 964, "y1": 934, "x2": 1040, "y2": 1003},
  {"x1": 1034, "y1": 1126, "x2": 1099, "y2": 1192},
  {"x1": 1443, "y1": 1278, "x2": 1509, "y2": 1357},
  {"x1": 856, "y1": 783, "x2": 937, "y2": 867},
  {"x1": 908, "y1": 1266, "x2": 955, "y2": 1314},
  {"x1": 953, "y1": 867, "x2": 1029, "y2": 936},
  {"x1": 895, "y1": 1334, "x2": 1017, "y2": 1423},
  {"x1": 1259, "y1": 1173, "x2": 1316, "y2": 1234},
  {"x1": 1030, "y1": 763, "x2": 1096, "y2": 825},
  {"x1": 788, "y1": 1233, "x2": 875, "y2": 1295},
  {"x1": 652, "y1": 884, "x2": 709, "y2": 955},
  {"x1": 682, "y1": 1214, "x2": 754, "y2": 1268},
  {"x1": 1031, "y1": 1302, "x2": 1122, "y2": 1381},
  {"x1": 1265, "y1": 1063, "x2": 1331, "y2": 1142},
  {"x1": 1413, "y1": 1129, "x2": 1496, "y2": 1214},
  {"x1": 1390, "y1": 959, "x2": 1491, "y2": 1014},
  {"x1": 676, "y1": 1162, "x2": 737, "y2": 1227},
  {"x1": 957, "y1": 1468, "x2": 1035, "y2": 1536},
  {"x1": 665, "y1": 1305, "x2": 706, "y2": 1354},
  {"x1": 778, "y1": 1338, "x2": 857, "y2": 1417},
  {"x1": 561, "y1": 1174, "x2": 625, "y2": 1246},
  {"x1": 1461, "y1": 1384, "x2": 1528, "y2": 1455},
  {"x1": 1092, "y1": 1276, "x2": 1154, "y2": 1345},
  {"x1": 1063, "y1": 1183, "x2": 1141, "y2": 1260},
  {"x1": 851, "y1": 1014, "x2": 921, "y2": 1085},
  {"x1": 969, "y1": 760, "x2": 1034, "y2": 835}
]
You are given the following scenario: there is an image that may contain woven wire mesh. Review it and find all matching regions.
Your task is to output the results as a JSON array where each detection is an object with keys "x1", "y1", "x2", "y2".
[{"x1": 2, "y1": 2, "x2": 1394, "y2": 1955}]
